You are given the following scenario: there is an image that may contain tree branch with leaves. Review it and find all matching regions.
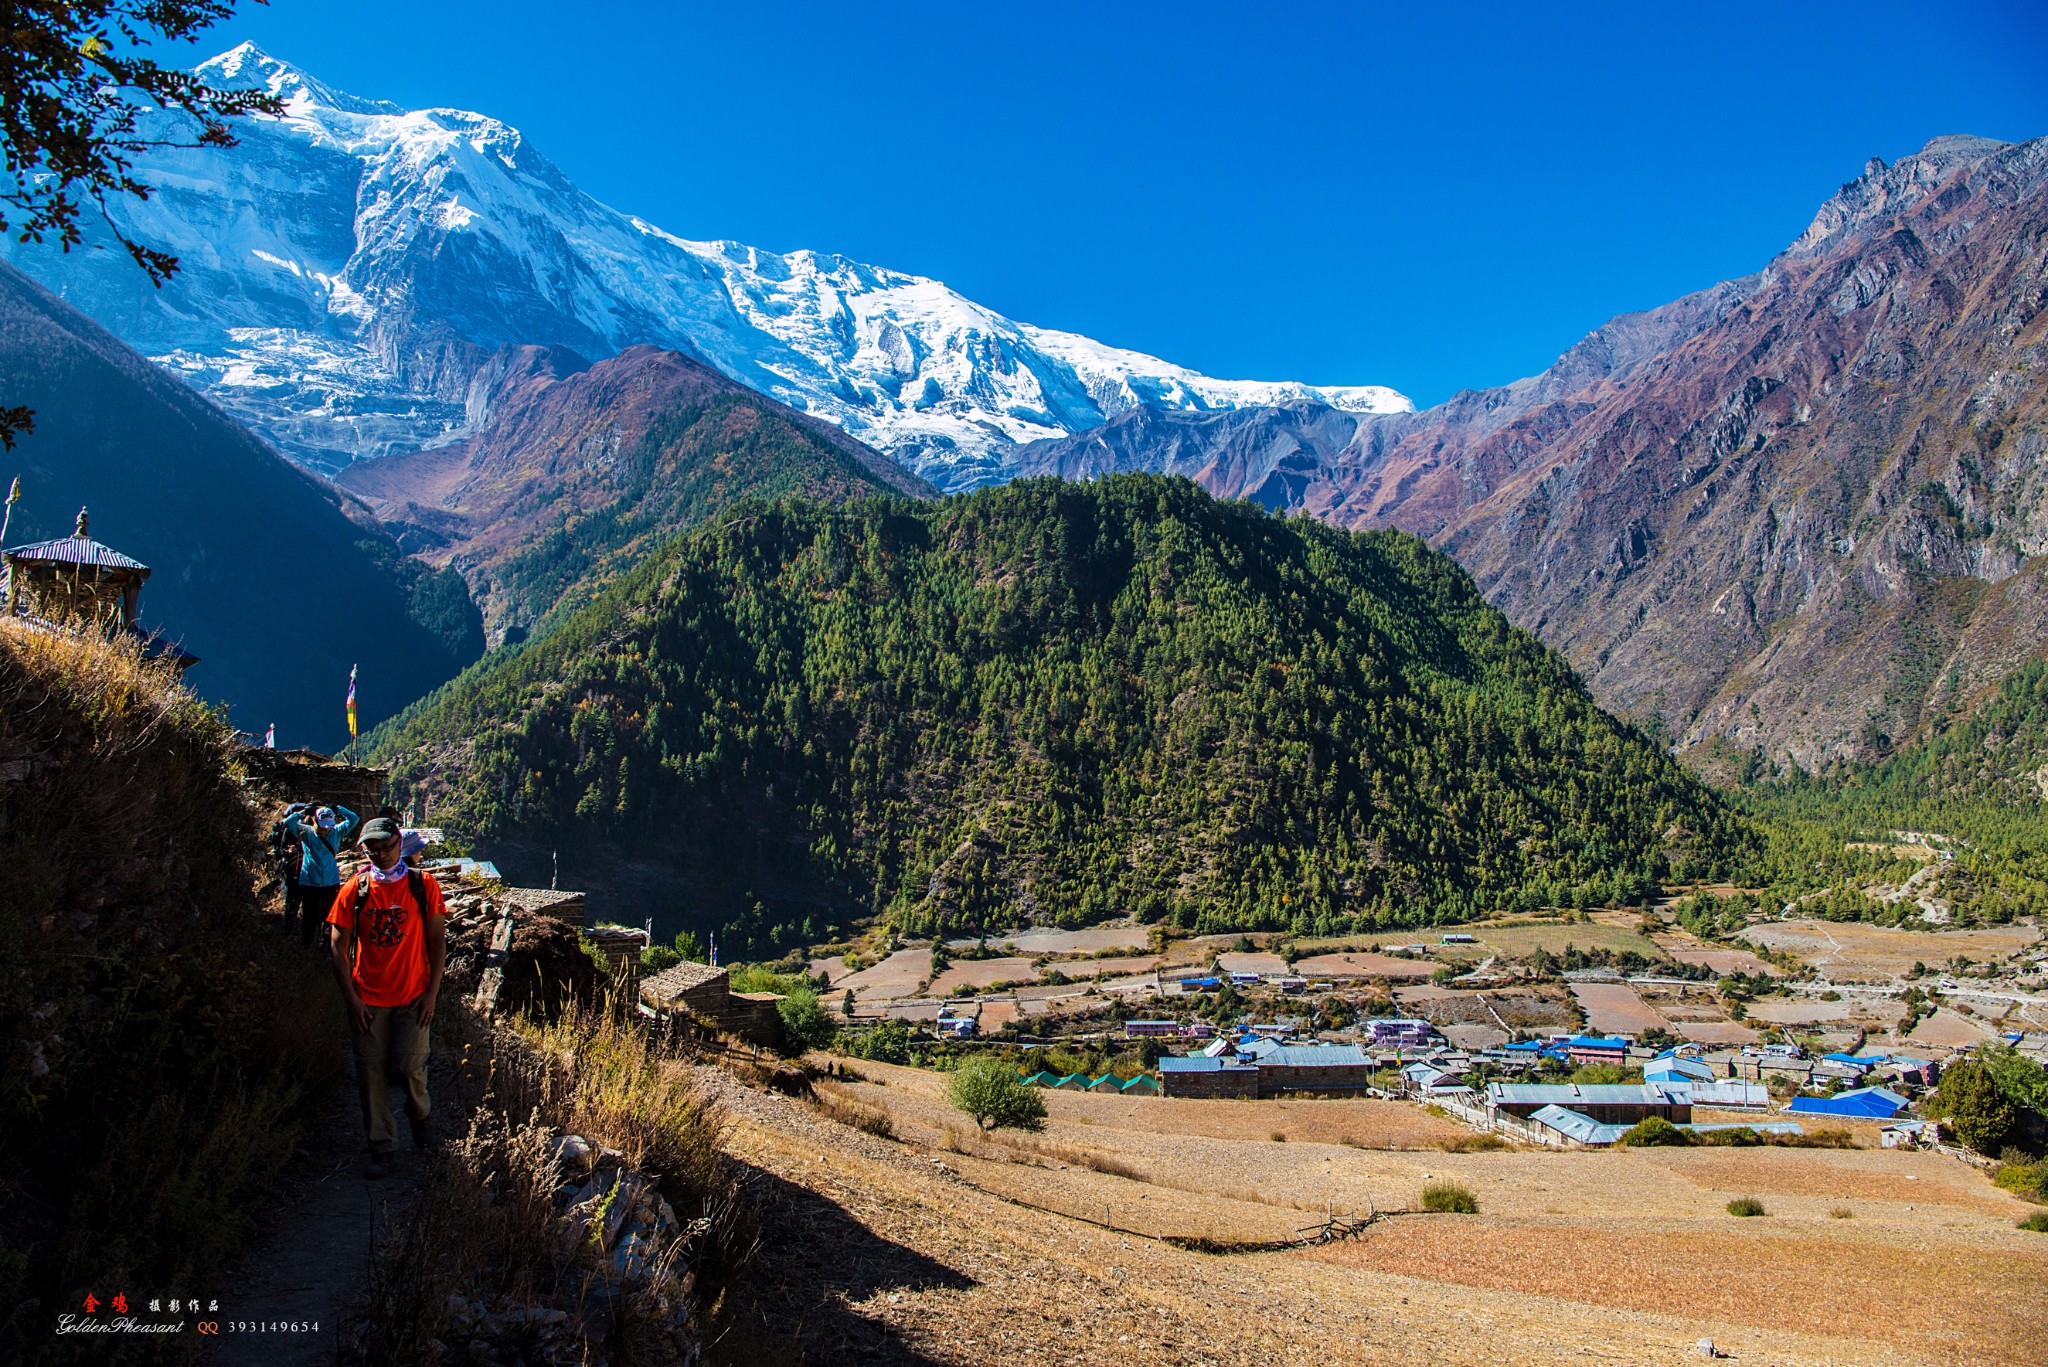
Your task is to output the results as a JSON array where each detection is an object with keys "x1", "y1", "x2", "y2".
[{"x1": 1, "y1": 0, "x2": 281, "y2": 447}]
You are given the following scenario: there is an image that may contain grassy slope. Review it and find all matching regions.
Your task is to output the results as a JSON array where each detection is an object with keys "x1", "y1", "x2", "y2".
[{"x1": 0, "y1": 621, "x2": 337, "y2": 1361}]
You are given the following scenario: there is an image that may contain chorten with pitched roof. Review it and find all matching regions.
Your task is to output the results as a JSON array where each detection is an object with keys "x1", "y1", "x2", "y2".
[{"x1": 2, "y1": 508, "x2": 197, "y2": 668}]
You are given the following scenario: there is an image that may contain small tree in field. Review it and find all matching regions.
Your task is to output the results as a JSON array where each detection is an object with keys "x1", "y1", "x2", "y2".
[
  {"x1": 1929, "y1": 1059, "x2": 2020, "y2": 1155},
  {"x1": 777, "y1": 985, "x2": 837, "y2": 1053},
  {"x1": 947, "y1": 1054, "x2": 1045, "y2": 1132}
]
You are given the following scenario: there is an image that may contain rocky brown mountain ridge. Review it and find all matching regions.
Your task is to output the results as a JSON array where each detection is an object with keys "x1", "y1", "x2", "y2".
[
  {"x1": 1012, "y1": 135, "x2": 2048, "y2": 773},
  {"x1": 338, "y1": 343, "x2": 932, "y2": 641}
]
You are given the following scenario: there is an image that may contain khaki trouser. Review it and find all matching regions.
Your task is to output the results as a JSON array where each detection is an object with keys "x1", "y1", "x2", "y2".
[{"x1": 352, "y1": 1001, "x2": 430, "y2": 1154}]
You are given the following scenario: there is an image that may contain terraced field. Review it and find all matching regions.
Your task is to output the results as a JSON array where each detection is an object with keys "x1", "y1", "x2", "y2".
[{"x1": 708, "y1": 1056, "x2": 2047, "y2": 1366}]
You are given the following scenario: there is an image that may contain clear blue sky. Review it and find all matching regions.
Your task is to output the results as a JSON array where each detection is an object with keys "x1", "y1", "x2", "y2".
[{"x1": 194, "y1": 0, "x2": 2047, "y2": 407}]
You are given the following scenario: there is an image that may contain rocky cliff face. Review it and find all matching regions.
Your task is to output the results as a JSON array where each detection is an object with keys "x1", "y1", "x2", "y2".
[{"x1": 1014, "y1": 135, "x2": 2048, "y2": 772}]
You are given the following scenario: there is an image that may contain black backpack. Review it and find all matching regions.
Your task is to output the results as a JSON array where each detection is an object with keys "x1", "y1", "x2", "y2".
[{"x1": 270, "y1": 804, "x2": 310, "y2": 885}]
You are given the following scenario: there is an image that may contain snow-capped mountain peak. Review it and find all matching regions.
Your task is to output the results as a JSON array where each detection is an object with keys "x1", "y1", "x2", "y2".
[
  {"x1": 4, "y1": 48, "x2": 1410, "y2": 488},
  {"x1": 194, "y1": 41, "x2": 404, "y2": 118}
]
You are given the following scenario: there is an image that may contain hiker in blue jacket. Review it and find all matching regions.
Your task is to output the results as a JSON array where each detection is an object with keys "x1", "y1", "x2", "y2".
[{"x1": 284, "y1": 803, "x2": 359, "y2": 946}]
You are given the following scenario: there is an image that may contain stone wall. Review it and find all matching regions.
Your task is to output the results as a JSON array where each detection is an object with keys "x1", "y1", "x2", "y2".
[{"x1": 1162, "y1": 1068, "x2": 1260, "y2": 1100}]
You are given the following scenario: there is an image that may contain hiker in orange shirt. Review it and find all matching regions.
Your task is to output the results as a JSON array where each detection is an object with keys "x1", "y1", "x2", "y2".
[{"x1": 326, "y1": 815, "x2": 447, "y2": 1179}]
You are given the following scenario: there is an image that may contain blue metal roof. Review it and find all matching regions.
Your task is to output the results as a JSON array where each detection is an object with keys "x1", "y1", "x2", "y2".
[
  {"x1": 1159, "y1": 1056, "x2": 1226, "y2": 1073},
  {"x1": 1490, "y1": 1082, "x2": 1690, "y2": 1107},
  {"x1": 1566, "y1": 1035, "x2": 1629, "y2": 1050},
  {"x1": 1677, "y1": 1080, "x2": 1770, "y2": 1108},
  {"x1": 1260, "y1": 1044, "x2": 1369, "y2": 1069},
  {"x1": 4, "y1": 531, "x2": 149, "y2": 572},
  {"x1": 1786, "y1": 1086, "x2": 1909, "y2": 1118},
  {"x1": 1645, "y1": 1057, "x2": 1714, "y2": 1082},
  {"x1": 1527, "y1": 1105, "x2": 1630, "y2": 1145}
]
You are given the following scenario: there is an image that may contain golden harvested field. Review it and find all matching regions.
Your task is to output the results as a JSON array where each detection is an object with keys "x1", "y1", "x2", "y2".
[
  {"x1": 710, "y1": 1055, "x2": 2048, "y2": 1366},
  {"x1": 1293, "y1": 950, "x2": 1437, "y2": 979},
  {"x1": 926, "y1": 956, "x2": 1039, "y2": 994},
  {"x1": 1569, "y1": 981, "x2": 1669, "y2": 1033},
  {"x1": 1741, "y1": 920, "x2": 2039, "y2": 981},
  {"x1": 966, "y1": 925, "x2": 1156, "y2": 954},
  {"x1": 834, "y1": 945, "x2": 932, "y2": 1000},
  {"x1": 1302, "y1": 1217, "x2": 2041, "y2": 1363}
]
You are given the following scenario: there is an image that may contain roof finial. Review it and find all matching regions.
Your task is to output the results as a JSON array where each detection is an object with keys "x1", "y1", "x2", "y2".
[{"x1": 74, "y1": 506, "x2": 88, "y2": 538}]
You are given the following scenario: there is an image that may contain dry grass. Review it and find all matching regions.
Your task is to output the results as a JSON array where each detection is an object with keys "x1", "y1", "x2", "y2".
[
  {"x1": 352, "y1": 1003, "x2": 753, "y2": 1361},
  {"x1": 811, "y1": 1080, "x2": 895, "y2": 1139},
  {"x1": 1440, "y1": 1134, "x2": 1512, "y2": 1153},
  {"x1": 999, "y1": 1134, "x2": 1153, "y2": 1183},
  {"x1": 0, "y1": 618, "x2": 344, "y2": 1353}
]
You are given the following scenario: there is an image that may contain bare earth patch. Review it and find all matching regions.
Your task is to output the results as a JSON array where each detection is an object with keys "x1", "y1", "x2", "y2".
[
  {"x1": 1908, "y1": 1008, "x2": 1997, "y2": 1047},
  {"x1": 1063, "y1": 954, "x2": 1163, "y2": 977},
  {"x1": 1678, "y1": 1020, "x2": 1763, "y2": 1044},
  {"x1": 927, "y1": 957, "x2": 1040, "y2": 994},
  {"x1": 1741, "y1": 920, "x2": 2039, "y2": 981},
  {"x1": 1293, "y1": 951, "x2": 1437, "y2": 979},
  {"x1": 1569, "y1": 981, "x2": 1669, "y2": 1034},
  {"x1": 835, "y1": 946, "x2": 933, "y2": 1002},
  {"x1": 958, "y1": 925, "x2": 1155, "y2": 955}
]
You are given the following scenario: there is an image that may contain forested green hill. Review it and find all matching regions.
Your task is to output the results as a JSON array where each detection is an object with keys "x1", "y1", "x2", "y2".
[
  {"x1": 1731, "y1": 661, "x2": 2048, "y2": 928},
  {"x1": 374, "y1": 476, "x2": 1742, "y2": 954}
]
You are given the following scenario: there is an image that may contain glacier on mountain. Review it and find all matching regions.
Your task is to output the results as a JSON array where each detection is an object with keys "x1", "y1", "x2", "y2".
[{"x1": 1, "y1": 44, "x2": 1408, "y2": 488}]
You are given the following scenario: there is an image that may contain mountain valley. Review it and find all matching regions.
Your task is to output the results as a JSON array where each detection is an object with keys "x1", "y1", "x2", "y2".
[{"x1": 8, "y1": 47, "x2": 2044, "y2": 779}]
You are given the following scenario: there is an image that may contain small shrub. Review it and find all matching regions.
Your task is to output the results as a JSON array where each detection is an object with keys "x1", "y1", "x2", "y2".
[
  {"x1": 947, "y1": 1054, "x2": 1046, "y2": 1132},
  {"x1": 1270, "y1": 1132, "x2": 1287, "y2": 1143},
  {"x1": 2018, "y1": 1211, "x2": 2048, "y2": 1233},
  {"x1": 1420, "y1": 1181, "x2": 1479, "y2": 1214},
  {"x1": 777, "y1": 985, "x2": 839, "y2": 1053},
  {"x1": 1440, "y1": 1134, "x2": 1509, "y2": 1153},
  {"x1": 1829, "y1": 1206, "x2": 1854, "y2": 1219},
  {"x1": 1726, "y1": 1196, "x2": 1767, "y2": 1217},
  {"x1": 1618, "y1": 1116, "x2": 1692, "y2": 1147},
  {"x1": 1992, "y1": 1161, "x2": 2044, "y2": 1196}
]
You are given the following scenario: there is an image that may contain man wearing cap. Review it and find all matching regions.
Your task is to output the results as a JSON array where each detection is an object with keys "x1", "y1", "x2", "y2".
[{"x1": 327, "y1": 815, "x2": 447, "y2": 1178}]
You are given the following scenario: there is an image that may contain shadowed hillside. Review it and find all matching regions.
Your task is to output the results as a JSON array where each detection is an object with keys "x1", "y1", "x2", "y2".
[{"x1": 0, "y1": 259, "x2": 480, "y2": 748}]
